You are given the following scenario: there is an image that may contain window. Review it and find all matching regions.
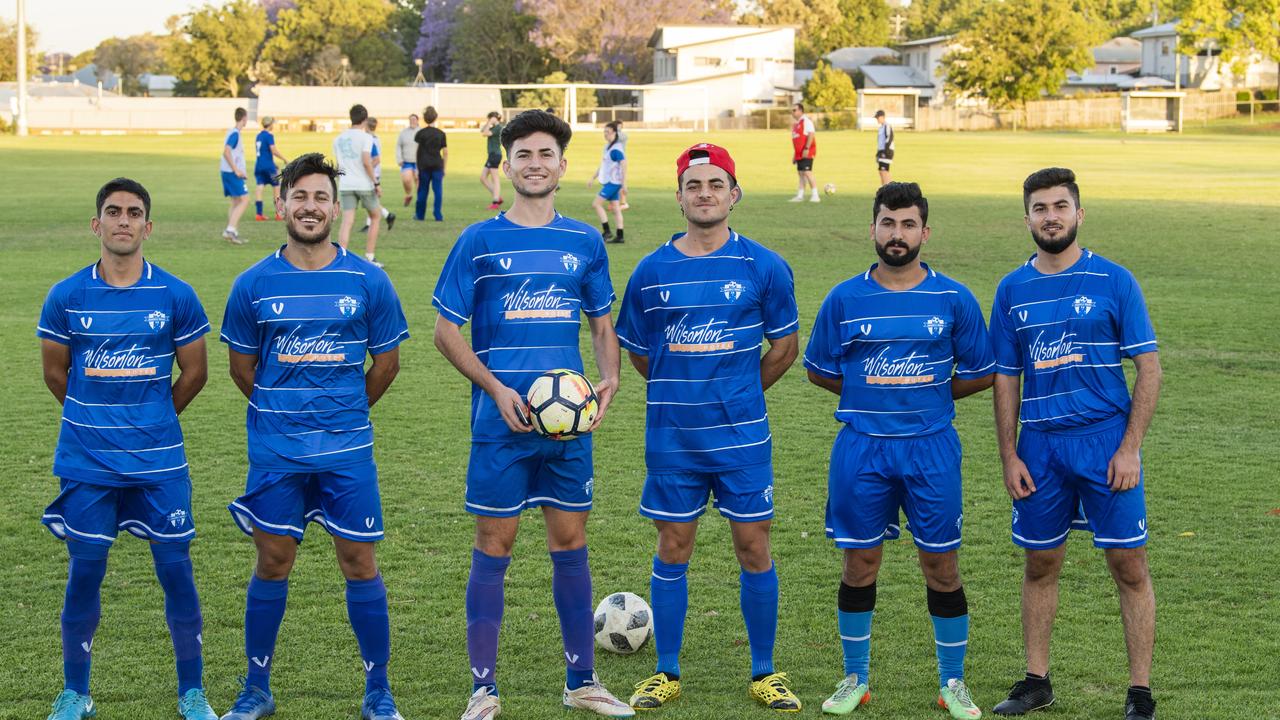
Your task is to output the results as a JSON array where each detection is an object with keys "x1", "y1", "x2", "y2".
[
  {"x1": 1161, "y1": 42, "x2": 1169, "y2": 56},
  {"x1": 747, "y1": 58, "x2": 758, "y2": 73},
  {"x1": 695, "y1": 57, "x2": 723, "y2": 67}
]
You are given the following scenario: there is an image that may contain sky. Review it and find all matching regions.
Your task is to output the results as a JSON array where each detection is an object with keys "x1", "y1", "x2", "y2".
[{"x1": 1, "y1": 0, "x2": 203, "y2": 55}]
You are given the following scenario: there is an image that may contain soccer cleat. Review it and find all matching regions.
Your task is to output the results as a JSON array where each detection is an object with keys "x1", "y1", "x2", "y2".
[
  {"x1": 403, "y1": 195, "x2": 412, "y2": 207},
  {"x1": 991, "y1": 677, "x2": 1054, "y2": 716},
  {"x1": 366, "y1": 257, "x2": 384, "y2": 269},
  {"x1": 788, "y1": 194, "x2": 805, "y2": 203},
  {"x1": 821, "y1": 673, "x2": 870, "y2": 715},
  {"x1": 938, "y1": 679, "x2": 982, "y2": 719},
  {"x1": 254, "y1": 214, "x2": 267, "y2": 222},
  {"x1": 619, "y1": 203, "x2": 630, "y2": 211},
  {"x1": 386, "y1": 213, "x2": 397, "y2": 231},
  {"x1": 601, "y1": 229, "x2": 615, "y2": 243},
  {"x1": 1124, "y1": 688, "x2": 1156, "y2": 720},
  {"x1": 563, "y1": 673, "x2": 635, "y2": 717},
  {"x1": 274, "y1": 213, "x2": 284, "y2": 221},
  {"x1": 749, "y1": 672, "x2": 802, "y2": 712},
  {"x1": 179, "y1": 688, "x2": 218, "y2": 720},
  {"x1": 360, "y1": 224, "x2": 370, "y2": 233},
  {"x1": 460, "y1": 686, "x2": 500, "y2": 720},
  {"x1": 809, "y1": 195, "x2": 821, "y2": 203},
  {"x1": 629, "y1": 672, "x2": 680, "y2": 710},
  {"x1": 487, "y1": 201, "x2": 502, "y2": 210},
  {"x1": 223, "y1": 229, "x2": 246, "y2": 245},
  {"x1": 361, "y1": 688, "x2": 405, "y2": 720},
  {"x1": 219, "y1": 679, "x2": 274, "y2": 720},
  {"x1": 46, "y1": 690, "x2": 95, "y2": 720},
  {"x1": 605, "y1": 236, "x2": 624, "y2": 244}
]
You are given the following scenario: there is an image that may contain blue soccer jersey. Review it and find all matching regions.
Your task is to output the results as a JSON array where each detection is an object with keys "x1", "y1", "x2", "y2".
[
  {"x1": 432, "y1": 212, "x2": 615, "y2": 443},
  {"x1": 254, "y1": 130, "x2": 275, "y2": 172},
  {"x1": 221, "y1": 127, "x2": 244, "y2": 174},
  {"x1": 616, "y1": 231, "x2": 799, "y2": 471},
  {"x1": 220, "y1": 245, "x2": 409, "y2": 471},
  {"x1": 37, "y1": 261, "x2": 210, "y2": 486},
  {"x1": 804, "y1": 263, "x2": 995, "y2": 437},
  {"x1": 991, "y1": 249, "x2": 1157, "y2": 432}
]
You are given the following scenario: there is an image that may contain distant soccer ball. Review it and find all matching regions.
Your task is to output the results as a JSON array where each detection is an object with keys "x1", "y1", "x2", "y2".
[
  {"x1": 526, "y1": 369, "x2": 598, "y2": 439},
  {"x1": 594, "y1": 592, "x2": 653, "y2": 654},
  {"x1": 824, "y1": 183, "x2": 837, "y2": 195}
]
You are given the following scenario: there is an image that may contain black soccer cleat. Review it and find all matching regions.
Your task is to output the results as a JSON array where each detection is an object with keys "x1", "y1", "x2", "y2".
[
  {"x1": 1124, "y1": 687, "x2": 1156, "y2": 720},
  {"x1": 992, "y1": 677, "x2": 1055, "y2": 716},
  {"x1": 386, "y1": 212, "x2": 396, "y2": 231},
  {"x1": 601, "y1": 229, "x2": 615, "y2": 243}
]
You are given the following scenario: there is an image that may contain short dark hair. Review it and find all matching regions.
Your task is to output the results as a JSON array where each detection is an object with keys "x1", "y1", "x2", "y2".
[
  {"x1": 501, "y1": 109, "x2": 572, "y2": 154},
  {"x1": 279, "y1": 152, "x2": 340, "y2": 198},
  {"x1": 423, "y1": 106, "x2": 438, "y2": 124},
  {"x1": 350, "y1": 104, "x2": 368, "y2": 125},
  {"x1": 367, "y1": 117, "x2": 379, "y2": 130},
  {"x1": 96, "y1": 177, "x2": 152, "y2": 220},
  {"x1": 872, "y1": 181, "x2": 928, "y2": 225},
  {"x1": 1022, "y1": 167, "x2": 1080, "y2": 212},
  {"x1": 409, "y1": 113, "x2": 419, "y2": 120},
  {"x1": 487, "y1": 111, "x2": 501, "y2": 120},
  {"x1": 794, "y1": 102, "x2": 804, "y2": 112},
  {"x1": 234, "y1": 107, "x2": 247, "y2": 122}
]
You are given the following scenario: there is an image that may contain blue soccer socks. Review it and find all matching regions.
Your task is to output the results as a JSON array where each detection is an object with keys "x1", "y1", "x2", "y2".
[
  {"x1": 650, "y1": 557, "x2": 689, "y2": 678},
  {"x1": 740, "y1": 564, "x2": 779, "y2": 679},
  {"x1": 551, "y1": 546, "x2": 595, "y2": 691},
  {"x1": 927, "y1": 586, "x2": 970, "y2": 688},
  {"x1": 243, "y1": 575, "x2": 288, "y2": 693},
  {"x1": 61, "y1": 541, "x2": 108, "y2": 695},
  {"x1": 151, "y1": 542, "x2": 205, "y2": 695},
  {"x1": 466, "y1": 549, "x2": 510, "y2": 695},
  {"x1": 346, "y1": 575, "x2": 391, "y2": 694},
  {"x1": 837, "y1": 581, "x2": 876, "y2": 682}
]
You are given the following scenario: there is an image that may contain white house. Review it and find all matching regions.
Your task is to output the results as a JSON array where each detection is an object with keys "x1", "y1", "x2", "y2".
[
  {"x1": 1091, "y1": 37, "x2": 1142, "y2": 76},
  {"x1": 645, "y1": 25, "x2": 797, "y2": 120},
  {"x1": 896, "y1": 35, "x2": 957, "y2": 106},
  {"x1": 824, "y1": 46, "x2": 899, "y2": 73},
  {"x1": 1132, "y1": 21, "x2": 1279, "y2": 90}
]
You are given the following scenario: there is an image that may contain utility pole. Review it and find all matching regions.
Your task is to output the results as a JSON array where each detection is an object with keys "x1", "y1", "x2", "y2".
[{"x1": 16, "y1": 0, "x2": 29, "y2": 136}]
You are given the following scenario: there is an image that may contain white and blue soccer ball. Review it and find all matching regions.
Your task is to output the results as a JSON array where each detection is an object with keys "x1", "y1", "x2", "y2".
[
  {"x1": 527, "y1": 369, "x2": 598, "y2": 439},
  {"x1": 594, "y1": 592, "x2": 653, "y2": 654},
  {"x1": 824, "y1": 182, "x2": 837, "y2": 195}
]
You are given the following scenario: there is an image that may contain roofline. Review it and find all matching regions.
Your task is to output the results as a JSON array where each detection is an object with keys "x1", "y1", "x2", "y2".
[
  {"x1": 898, "y1": 34, "x2": 955, "y2": 47},
  {"x1": 651, "y1": 25, "x2": 798, "y2": 51}
]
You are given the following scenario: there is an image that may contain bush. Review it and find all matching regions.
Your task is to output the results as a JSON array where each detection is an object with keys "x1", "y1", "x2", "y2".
[{"x1": 803, "y1": 61, "x2": 857, "y2": 113}]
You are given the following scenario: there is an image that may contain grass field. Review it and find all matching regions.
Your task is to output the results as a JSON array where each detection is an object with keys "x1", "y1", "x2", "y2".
[{"x1": 0, "y1": 123, "x2": 1277, "y2": 720}]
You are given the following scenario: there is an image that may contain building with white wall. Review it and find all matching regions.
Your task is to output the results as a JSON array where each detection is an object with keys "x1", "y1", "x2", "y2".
[
  {"x1": 1132, "y1": 21, "x2": 1278, "y2": 90},
  {"x1": 645, "y1": 25, "x2": 797, "y2": 121}
]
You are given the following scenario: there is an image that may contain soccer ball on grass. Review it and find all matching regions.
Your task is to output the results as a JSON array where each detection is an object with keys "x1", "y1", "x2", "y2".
[
  {"x1": 594, "y1": 592, "x2": 653, "y2": 654},
  {"x1": 824, "y1": 183, "x2": 837, "y2": 195}
]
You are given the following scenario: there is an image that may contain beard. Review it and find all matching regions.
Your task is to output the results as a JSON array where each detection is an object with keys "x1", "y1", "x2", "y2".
[
  {"x1": 683, "y1": 204, "x2": 731, "y2": 229},
  {"x1": 875, "y1": 238, "x2": 920, "y2": 267},
  {"x1": 513, "y1": 181, "x2": 557, "y2": 199},
  {"x1": 1030, "y1": 222, "x2": 1078, "y2": 254},
  {"x1": 285, "y1": 214, "x2": 331, "y2": 245}
]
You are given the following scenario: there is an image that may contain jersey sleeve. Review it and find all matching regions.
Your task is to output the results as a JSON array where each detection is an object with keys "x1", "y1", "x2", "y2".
[
  {"x1": 36, "y1": 284, "x2": 71, "y2": 344},
  {"x1": 615, "y1": 263, "x2": 648, "y2": 355},
  {"x1": 439, "y1": 130, "x2": 447, "y2": 148},
  {"x1": 580, "y1": 238, "x2": 615, "y2": 317},
  {"x1": 432, "y1": 232, "x2": 478, "y2": 326},
  {"x1": 609, "y1": 148, "x2": 625, "y2": 162},
  {"x1": 989, "y1": 282, "x2": 1022, "y2": 375},
  {"x1": 225, "y1": 131, "x2": 238, "y2": 149},
  {"x1": 367, "y1": 270, "x2": 410, "y2": 355},
  {"x1": 219, "y1": 274, "x2": 259, "y2": 354},
  {"x1": 172, "y1": 283, "x2": 211, "y2": 347},
  {"x1": 802, "y1": 117, "x2": 815, "y2": 135},
  {"x1": 371, "y1": 142, "x2": 380, "y2": 158},
  {"x1": 952, "y1": 286, "x2": 995, "y2": 378},
  {"x1": 803, "y1": 290, "x2": 844, "y2": 378},
  {"x1": 1117, "y1": 270, "x2": 1158, "y2": 358},
  {"x1": 762, "y1": 253, "x2": 799, "y2": 339}
]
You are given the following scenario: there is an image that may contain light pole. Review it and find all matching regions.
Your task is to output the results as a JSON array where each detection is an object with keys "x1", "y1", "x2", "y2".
[
  {"x1": 16, "y1": 0, "x2": 29, "y2": 136},
  {"x1": 413, "y1": 57, "x2": 426, "y2": 87}
]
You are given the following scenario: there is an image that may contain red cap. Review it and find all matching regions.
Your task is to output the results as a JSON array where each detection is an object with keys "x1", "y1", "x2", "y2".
[{"x1": 676, "y1": 143, "x2": 736, "y2": 183}]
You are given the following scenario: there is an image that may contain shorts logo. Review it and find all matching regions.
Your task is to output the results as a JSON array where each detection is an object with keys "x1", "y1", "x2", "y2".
[
  {"x1": 660, "y1": 290, "x2": 671, "y2": 303},
  {"x1": 721, "y1": 280, "x2": 744, "y2": 302},
  {"x1": 146, "y1": 311, "x2": 168, "y2": 330},
  {"x1": 1073, "y1": 295, "x2": 1095, "y2": 316},
  {"x1": 364, "y1": 517, "x2": 375, "y2": 529},
  {"x1": 1138, "y1": 519, "x2": 1146, "y2": 532},
  {"x1": 956, "y1": 514, "x2": 964, "y2": 531},
  {"x1": 762, "y1": 484, "x2": 774, "y2": 504},
  {"x1": 337, "y1": 296, "x2": 359, "y2": 317},
  {"x1": 860, "y1": 323, "x2": 872, "y2": 335},
  {"x1": 925, "y1": 316, "x2": 946, "y2": 336},
  {"x1": 561, "y1": 253, "x2": 580, "y2": 273},
  {"x1": 583, "y1": 478, "x2": 594, "y2": 497},
  {"x1": 167, "y1": 509, "x2": 188, "y2": 528},
  {"x1": 80, "y1": 316, "x2": 93, "y2": 329},
  {"x1": 499, "y1": 257, "x2": 513, "y2": 270},
  {"x1": 197, "y1": 633, "x2": 203, "y2": 646},
  {"x1": 1012, "y1": 508, "x2": 1020, "y2": 525},
  {"x1": 1018, "y1": 310, "x2": 1029, "y2": 322},
  {"x1": 271, "y1": 302, "x2": 285, "y2": 315}
]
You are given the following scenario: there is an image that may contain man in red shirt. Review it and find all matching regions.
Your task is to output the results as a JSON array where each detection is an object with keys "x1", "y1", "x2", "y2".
[{"x1": 790, "y1": 103, "x2": 819, "y2": 203}]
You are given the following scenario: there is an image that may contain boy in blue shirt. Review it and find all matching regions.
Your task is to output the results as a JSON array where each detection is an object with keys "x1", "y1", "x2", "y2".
[{"x1": 253, "y1": 116, "x2": 287, "y2": 222}]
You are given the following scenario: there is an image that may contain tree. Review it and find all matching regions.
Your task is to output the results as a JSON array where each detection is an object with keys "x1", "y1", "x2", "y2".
[
  {"x1": 943, "y1": 0, "x2": 1094, "y2": 107},
  {"x1": 0, "y1": 21, "x2": 39, "y2": 82},
  {"x1": 414, "y1": 0, "x2": 462, "y2": 81},
  {"x1": 166, "y1": 0, "x2": 268, "y2": 97},
  {"x1": 261, "y1": 0, "x2": 409, "y2": 85},
  {"x1": 447, "y1": 0, "x2": 549, "y2": 83},
  {"x1": 94, "y1": 34, "x2": 168, "y2": 95},
  {"x1": 750, "y1": 0, "x2": 889, "y2": 67},
  {"x1": 514, "y1": 71, "x2": 598, "y2": 111},
  {"x1": 904, "y1": 0, "x2": 987, "y2": 40},
  {"x1": 1178, "y1": 0, "x2": 1280, "y2": 93},
  {"x1": 803, "y1": 61, "x2": 858, "y2": 109}
]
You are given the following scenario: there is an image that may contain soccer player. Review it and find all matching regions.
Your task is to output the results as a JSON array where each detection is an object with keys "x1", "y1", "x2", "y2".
[
  {"x1": 432, "y1": 109, "x2": 632, "y2": 720},
  {"x1": 361, "y1": 117, "x2": 398, "y2": 233},
  {"x1": 587, "y1": 121, "x2": 626, "y2": 244},
  {"x1": 789, "y1": 103, "x2": 819, "y2": 203},
  {"x1": 395, "y1": 114, "x2": 420, "y2": 207},
  {"x1": 480, "y1": 111, "x2": 505, "y2": 210},
  {"x1": 804, "y1": 182, "x2": 993, "y2": 719},
  {"x1": 222, "y1": 107, "x2": 250, "y2": 244},
  {"x1": 989, "y1": 168, "x2": 1161, "y2": 720},
  {"x1": 333, "y1": 104, "x2": 384, "y2": 267},
  {"x1": 37, "y1": 177, "x2": 217, "y2": 720},
  {"x1": 254, "y1": 116, "x2": 288, "y2": 222},
  {"x1": 218, "y1": 153, "x2": 410, "y2": 720},
  {"x1": 617, "y1": 143, "x2": 802, "y2": 712},
  {"x1": 875, "y1": 110, "x2": 895, "y2": 186},
  {"x1": 413, "y1": 105, "x2": 447, "y2": 222}
]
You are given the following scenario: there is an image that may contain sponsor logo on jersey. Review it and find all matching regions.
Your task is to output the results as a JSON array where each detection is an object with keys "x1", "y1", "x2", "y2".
[
  {"x1": 665, "y1": 314, "x2": 735, "y2": 352},
  {"x1": 561, "y1": 253, "x2": 580, "y2": 273},
  {"x1": 273, "y1": 327, "x2": 346, "y2": 363},
  {"x1": 861, "y1": 347, "x2": 935, "y2": 385},
  {"x1": 501, "y1": 279, "x2": 573, "y2": 319},
  {"x1": 721, "y1": 280, "x2": 744, "y2": 302},
  {"x1": 337, "y1": 296, "x2": 360, "y2": 317},
  {"x1": 146, "y1": 311, "x2": 168, "y2": 331},
  {"x1": 1029, "y1": 330, "x2": 1083, "y2": 370},
  {"x1": 83, "y1": 341, "x2": 158, "y2": 377},
  {"x1": 1073, "y1": 295, "x2": 1095, "y2": 316},
  {"x1": 926, "y1": 316, "x2": 946, "y2": 336}
]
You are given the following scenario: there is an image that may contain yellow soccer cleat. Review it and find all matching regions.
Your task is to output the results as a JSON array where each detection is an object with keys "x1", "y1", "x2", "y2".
[
  {"x1": 629, "y1": 673, "x2": 681, "y2": 710},
  {"x1": 749, "y1": 672, "x2": 802, "y2": 712}
]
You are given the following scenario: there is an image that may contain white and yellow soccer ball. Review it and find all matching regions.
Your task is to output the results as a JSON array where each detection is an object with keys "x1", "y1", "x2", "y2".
[
  {"x1": 824, "y1": 183, "x2": 837, "y2": 195},
  {"x1": 526, "y1": 368, "x2": 598, "y2": 439},
  {"x1": 594, "y1": 591, "x2": 653, "y2": 654}
]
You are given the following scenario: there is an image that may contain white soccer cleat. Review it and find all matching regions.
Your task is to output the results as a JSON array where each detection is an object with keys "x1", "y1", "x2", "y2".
[
  {"x1": 788, "y1": 194, "x2": 805, "y2": 202},
  {"x1": 563, "y1": 674, "x2": 635, "y2": 717},
  {"x1": 810, "y1": 194, "x2": 821, "y2": 203},
  {"x1": 460, "y1": 686, "x2": 500, "y2": 720}
]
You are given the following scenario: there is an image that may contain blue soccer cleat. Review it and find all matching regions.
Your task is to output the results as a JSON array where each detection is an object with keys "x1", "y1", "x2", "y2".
[
  {"x1": 179, "y1": 688, "x2": 219, "y2": 720},
  {"x1": 219, "y1": 679, "x2": 275, "y2": 720},
  {"x1": 361, "y1": 687, "x2": 405, "y2": 720},
  {"x1": 47, "y1": 690, "x2": 95, "y2": 720}
]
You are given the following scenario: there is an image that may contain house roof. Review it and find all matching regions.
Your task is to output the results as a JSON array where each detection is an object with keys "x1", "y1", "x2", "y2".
[
  {"x1": 898, "y1": 34, "x2": 954, "y2": 48},
  {"x1": 141, "y1": 74, "x2": 178, "y2": 91},
  {"x1": 860, "y1": 64, "x2": 935, "y2": 88},
  {"x1": 824, "y1": 47, "x2": 898, "y2": 70},
  {"x1": 1065, "y1": 73, "x2": 1175, "y2": 89},
  {"x1": 649, "y1": 25, "x2": 796, "y2": 50},
  {"x1": 1131, "y1": 22, "x2": 1178, "y2": 39},
  {"x1": 1092, "y1": 37, "x2": 1141, "y2": 63}
]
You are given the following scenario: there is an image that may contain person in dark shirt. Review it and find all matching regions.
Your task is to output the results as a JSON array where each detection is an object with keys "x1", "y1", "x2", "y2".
[{"x1": 414, "y1": 106, "x2": 448, "y2": 222}]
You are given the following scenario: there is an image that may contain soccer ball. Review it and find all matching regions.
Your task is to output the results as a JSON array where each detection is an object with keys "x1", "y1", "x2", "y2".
[
  {"x1": 594, "y1": 592, "x2": 653, "y2": 654},
  {"x1": 526, "y1": 369, "x2": 598, "y2": 439},
  {"x1": 824, "y1": 183, "x2": 837, "y2": 195}
]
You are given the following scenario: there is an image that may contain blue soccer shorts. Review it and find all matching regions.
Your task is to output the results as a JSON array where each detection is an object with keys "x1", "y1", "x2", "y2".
[
  {"x1": 1012, "y1": 418, "x2": 1147, "y2": 550},
  {"x1": 254, "y1": 168, "x2": 278, "y2": 186},
  {"x1": 401, "y1": 162, "x2": 417, "y2": 172},
  {"x1": 465, "y1": 437, "x2": 593, "y2": 517},
  {"x1": 43, "y1": 478, "x2": 197, "y2": 546},
  {"x1": 221, "y1": 171, "x2": 248, "y2": 197},
  {"x1": 229, "y1": 460, "x2": 384, "y2": 543},
  {"x1": 597, "y1": 183, "x2": 622, "y2": 201},
  {"x1": 639, "y1": 462, "x2": 775, "y2": 524},
  {"x1": 825, "y1": 425, "x2": 964, "y2": 553}
]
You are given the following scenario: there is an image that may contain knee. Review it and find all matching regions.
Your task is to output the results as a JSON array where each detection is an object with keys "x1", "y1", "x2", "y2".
[
  {"x1": 336, "y1": 543, "x2": 379, "y2": 581},
  {"x1": 474, "y1": 526, "x2": 516, "y2": 558},
  {"x1": 656, "y1": 529, "x2": 695, "y2": 565},
  {"x1": 1107, "y1": 550, "x2": 1150, "y2": 591},
  {"x1": 254, "y1": 546, "x2": 296, "y2": 581},
  {"x1": 920, "y1": 554, "x2": 961, "y2": 592},
  {"x1": 733, "y1": 537, "x2": 772, "y2": 573},
  {"x1": 842, "y1": 552, "x2": 880, "y2": 586},
  {"x1": 1024, "y1": 552, "x2": 1063, "y2": 584}
]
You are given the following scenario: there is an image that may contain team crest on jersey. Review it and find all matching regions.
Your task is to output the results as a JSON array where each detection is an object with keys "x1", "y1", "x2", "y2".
[
  {"x1": 761, "y1": 485, "x2": 774, "y2": 504},
  {"x1": 167, "y1": 509, "x2": 188, "y2": 528},
  {"x1": 146, "y1": 311, "x2": 168, "y2": 331},
  {"x1": 956, "y1": 514, "x2": 964, "y2": 532},
  {"x1": 1073, "y1": 295, "x2": 1095, "y2": 316},
  {"x1": 721, "y1": 280, "x2": 744, "y2": 302},
  {"x1": 583, "y1": 478, "x2": 594, "y2": 497},
  {"x1": 925, "y1": 316, "x2": 946, "y2": 336},
  {"x1": 80, "y1": 316, "x2": 93, "y2": 329},
  {"x1": 337, "y1": 296, "x2": 360, "y2": 317},
  {"x1": 561, "y1": 253, "x2": 580, "y2": 273}
]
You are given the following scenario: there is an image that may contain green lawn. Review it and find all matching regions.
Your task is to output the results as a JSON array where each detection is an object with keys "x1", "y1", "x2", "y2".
[{"x1": 0, "y1": 125, "x2": 1277, "y2": 720}]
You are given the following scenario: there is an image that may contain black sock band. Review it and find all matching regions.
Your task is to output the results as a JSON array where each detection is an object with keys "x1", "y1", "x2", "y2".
[
  {"x1": 926, "y1": 586, "x2": 968, "y2": 618},
  {"x1": 838, "y1": 581, "x2": 876, "y2": 613},
  {"x1": 616, "y1": 228, "x2": 624, "y2": 239},
  {"x1": 602, "y1": 222, "x2": 611, "y2": 233},
  {"x1": 1025, "y1": 672, "x2": 1049, "y2": 682}
]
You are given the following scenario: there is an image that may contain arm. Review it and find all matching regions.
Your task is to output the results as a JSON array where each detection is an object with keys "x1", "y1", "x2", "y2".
[
  {"x1": 951, "y1": 372, "x2": 993, "y2": 399},
  {"x1": 362, "y1": 151, "x2": 380, "y2": 196},
  {"x1": 617, "y1": 158, "x2": 627, "y2": 189},
  {"x1": 394, "y1": 137, "x2": 404, "y2": 165},
  {"x1": 760, "y1": 333, "x2": 797, "y2": 391},
  {"x1": 806, "y1": 369, "x2": 842, "y2": 396},
  {"x1": 41, "y1": 339, "x2": 71, "y2": 405},
  {"x1": 441, "y1": 146, "x2": 448, "y2": 174},
  {"x1": 271, "y1": 144, "x2": 287, "y2": 164},
  {"x1": 586, "y1": 312, "x2": 621, "y2": 430},
  {"x1": 227, "y1": 349, "x2": 257, "y2": 400},
  {"x1": 994, "y1": 373, "x2": 1035, "y2": 499},
  {"x1": 171, "y1": 338, "x2": 208, "y2": 414},
  {"x1": 365, "y1": 348, "x2": 400, "y2": 408},
  {"x1": 1109, "y1": 352, "x2": 1162, "y2": 491},
  {"x1": 627, "y1": 350, "x2": 649, "y2": 380},
  {"x1": 433, "y1": 314, "x2": 531, "y2": 433}
]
